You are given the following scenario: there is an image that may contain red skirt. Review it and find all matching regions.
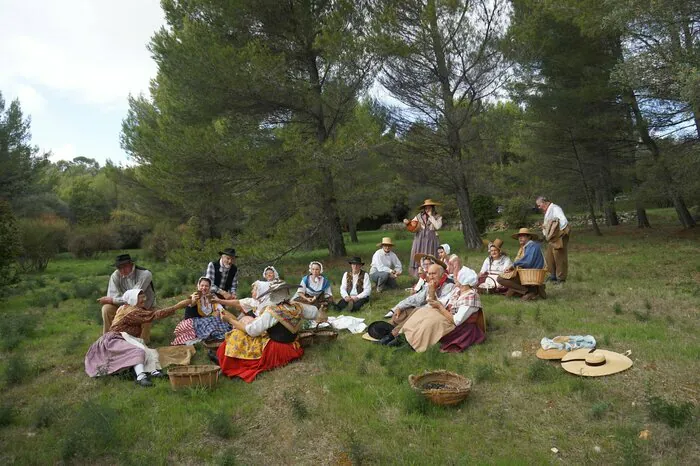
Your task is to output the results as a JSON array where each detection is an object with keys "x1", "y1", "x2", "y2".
[{"x1": 216, "y1": 339, "x2": 304, "y2": 383}]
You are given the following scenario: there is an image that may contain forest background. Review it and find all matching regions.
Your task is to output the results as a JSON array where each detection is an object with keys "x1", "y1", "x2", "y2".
[{"x1": 1, "y1": 0, "x2": 699, "y2": 286}]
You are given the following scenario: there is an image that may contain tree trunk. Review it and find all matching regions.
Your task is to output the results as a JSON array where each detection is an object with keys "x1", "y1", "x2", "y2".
[
  {"x1": 602, "y1": 190, "x2": 619, "y2": 226},
  {"x1": 455, "y1": 179, "x2": 484, "y2": 249},
  {"x1": 569, "y1": 131, "x2": 602, "y2": 236},
  {"x1": 671, "y1": 193, "x2": 695, "y2": 229},
  {"x1": 321, "y1": 172, "x2": 347, "y2": 257},
  {"x1": 347, "y1": 215, "x2": 358, "y2": 243},
  {"x1": 636, "y1": 202, "x2": 651, "y2": 228}
]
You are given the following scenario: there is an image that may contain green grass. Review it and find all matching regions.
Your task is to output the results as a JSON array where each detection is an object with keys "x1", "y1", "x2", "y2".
[{"x1": 0, "y1": 209, "x2": 699, "y2": 464}]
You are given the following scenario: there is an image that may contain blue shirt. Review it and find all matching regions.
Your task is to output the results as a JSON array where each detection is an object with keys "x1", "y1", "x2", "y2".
[{"x1": 513, "y1": 241, "x2": 545, "y2": 269}]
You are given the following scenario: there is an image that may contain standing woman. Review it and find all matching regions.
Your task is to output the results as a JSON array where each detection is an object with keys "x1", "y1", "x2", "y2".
[{"x1": 404, "y1": 199, "x2": 443, "y2": 276}]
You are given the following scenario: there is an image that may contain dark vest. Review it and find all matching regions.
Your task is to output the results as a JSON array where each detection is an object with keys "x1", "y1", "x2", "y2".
[
  {"x1": 135, "y1": 265, "x2": 156, "y2": 293},
  {"x1": 212, "y1": 260, "x2": 237, "y2": 292},
  {"x1": 267, "y1": 322, "x2": 296, "y2": 343},
  {"x1": 345, "y1": 270, "x2": 366, "y2": 296}
]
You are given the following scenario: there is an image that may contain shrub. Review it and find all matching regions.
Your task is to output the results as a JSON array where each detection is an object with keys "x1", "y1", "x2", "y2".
[
  {"x1": 66, "y1": 224, "x2": 117, "y2": 259},
  {"x1": 472, "y1": 194, "x2": 498, "y2": 233},
  {"x1": 16, "y1": 215, "x2": 69, "y2": 272},
  {"x1": 109, "y1": 209, "x2": 151, "y2": 249},
  {"x1": 73, "y1": 280, "x2": 102, "y2": 299},
  {"x1": 3, "y1": 353, "x2": 33, "y2": 385},
  {"x1": 0, "y1": 313, "x2": 38, "y2": 351},
  {"x1": 61, "y1": 400, "x2": 119, "y2": 460},
  {"x1": 0, "y1": 200, "x2": 20, "y2": 291},
  {"x1": 141, "y1": 222, "x2": 180, "y2": 262},
  {"x1": 500, "y1": 196, "x2": 534, "y2": 229},
  {"x1": 0, "y1": 402, "x2": 14, "y2": 428},
  {"x1": 647, "y1": 395, "x2": 695, "y2": 428}
]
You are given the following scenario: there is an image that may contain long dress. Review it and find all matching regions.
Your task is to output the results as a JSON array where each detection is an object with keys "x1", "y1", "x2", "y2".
[
  {"x1": 171, "y1": 296, "x2": 231, "y2": 345},
  {"x1": 408, "y1": 212, "x2": 443, "y2": 276},
  {"x1": 439, "y1": 288, "x2": 486, "y2": 353}
]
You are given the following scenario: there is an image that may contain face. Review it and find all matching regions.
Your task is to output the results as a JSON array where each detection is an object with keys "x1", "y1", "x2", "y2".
[
  {"x1": 351, "y1": 263, "x2": 361, "y2": 273},
  {"x1": 198, "y1": 279, "x2": 211, "y2": 293},
  {"x1": 536, "y1": 200, "x2": 548, "y2": 213},
  {"x1": 489, "y1": 246, "x2": 501, "y2": 258},
  {"x1": 221, "y1": 254, "x2": 235, "y2": 267},
  {"x1": 382, "y1": 245, "x2": 392, "y2": 253},
  {"x1": 136, "y1": 292, "x2": 146, "y2": 307},
  {"x1": 264, "y1": 269, "x2": 276, "y2": 281},
  {"x1": 437, "y1": 247, "x2": 445, "y2": 257},
  {"x1": 424, "y1": 205, "x2": 433, "y2": 214},
  {"x1": 310, "y1": 264, "x2": 322, "y2": 276},
  {"x1": 448, "y1": 257, "x2": 461, "y2": 275},
  {"x1": 427, "y1": 264, "x2": 444, "y2": 286},
  {"x1": 117, "y1": 263, "x2": 134, "y2": 277},
  {"x1": 422, "y1": 258, "x2": 432, "y2": 270},
  {"x1": 518, "y1": 235, "x2": 529, "y2": 245}
]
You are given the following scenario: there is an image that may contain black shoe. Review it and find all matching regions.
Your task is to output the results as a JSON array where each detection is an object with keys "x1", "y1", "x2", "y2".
[
  {"x1": 387, "y1": 337, "x2": 404, "y2": 347},
  {"x1": 135, "y1": 376, "x2": 153, "y2": 387},
  {"x1": 208, "y1": 349, "x2": 220, "y2": 366},
  {"x1": 378, "y1": 335, "x2": 395, "y2": 345},
  {"x1": 150, "y1": 370, "x2": 167, "y2": 379}
]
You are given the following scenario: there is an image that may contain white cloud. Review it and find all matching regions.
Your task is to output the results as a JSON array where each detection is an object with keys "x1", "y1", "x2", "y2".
[
  {"x1": 7, "y1": 83, "x2": 47, "y2": 116},
  {"x1": 49, "y1": 143, "x2": 77, "y2": 163},
  {"x1": 0, "y1": 0, "x2": 164, "y2": 106}
]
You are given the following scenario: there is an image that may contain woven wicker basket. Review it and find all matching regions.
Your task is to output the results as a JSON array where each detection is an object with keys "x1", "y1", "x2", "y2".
[
  {"x1": 518, "y1": 268, "x2": 546, "y2": 286},
  {"x1": 408, "y1": 370, "x2": 472, "y2": 406},
  {"x1": 313, "y1": 327, "x2": 338, "y2": 344},
  {"x1": 168, "y1": 365, "x2": 220, "y2": 391},
  {"x1": 298, "y1": 331, "x2": 315, "y2": 348}
]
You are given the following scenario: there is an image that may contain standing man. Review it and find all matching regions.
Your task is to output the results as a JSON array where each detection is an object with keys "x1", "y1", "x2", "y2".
[
  {"x1": 369, "y1": 237, "x2": 402, "y2": 292},
  {"x1": 206, "y1": 248, "x2": 239, "y2": 299},
  {"x1": 98, "y1": 254, "x2": 156, "y2": 341},
  {"x1": 536, "y1": 196, "x2": 570, "y2": 283}
]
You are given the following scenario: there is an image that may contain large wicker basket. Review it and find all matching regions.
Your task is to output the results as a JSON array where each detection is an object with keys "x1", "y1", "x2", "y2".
[
  {"x1": 408, "y1": 370, "x2": 472, "y2": 406},
  {"x1": 518, "y1": 268, "x2": 547, "y2": 286},
  {"x1": 312, "y1": 326, "x2": 338, "y2": 344},
  {"x1": 298, "y1": 330, "x2": 315, "y2": 348},
  {"x1": 168, "y1": 365, "x2": 220, "y2": 391}
]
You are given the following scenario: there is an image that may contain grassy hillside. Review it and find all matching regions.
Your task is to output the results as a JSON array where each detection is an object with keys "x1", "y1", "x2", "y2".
[{"x1": 1, "y1": 209, "x2": 698, "y2": 464}]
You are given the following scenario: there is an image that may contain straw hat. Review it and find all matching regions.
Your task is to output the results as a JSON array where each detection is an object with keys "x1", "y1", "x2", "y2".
[
  {"x1": 536, "y1": 335, "x2": 570, "y2": 360},
  {"x1": 413, "y1": 253, "x2": 447, "y2": 270},
  {"x1": 376, "y1": 237, "x2": 395, "y2": 247},
  {"x1": 489, "y1": 238, "x2": 504, "y2": 251},
  {"x1": 419, "y1": 199, "x2": 442, "y2": 208},
  {"x1": 511, "y1": 228, "x2": 541, "y2": 241},
  {"x1": 561, "y1": 349, "x2": 633, "y2": 377},
  {"x1": 257, "y1": 280, "x2": 294, "y2": 305}
]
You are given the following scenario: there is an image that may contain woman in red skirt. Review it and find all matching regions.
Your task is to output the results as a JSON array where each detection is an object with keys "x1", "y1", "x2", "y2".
[{"x1": 214, "y1": 281, "x2": 325, "y2": 382}]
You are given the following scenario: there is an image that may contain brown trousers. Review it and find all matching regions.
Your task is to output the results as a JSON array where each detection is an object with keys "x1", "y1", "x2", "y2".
[
  {"x1": 497, "y1": 276, "x2": 546, "y2": 299},
  {"x1": 545, "y1": 233, "x2": 569, "y2": 280},
  {"x1": 101, "y1": 304, "x2": 152, "y2": 342}
]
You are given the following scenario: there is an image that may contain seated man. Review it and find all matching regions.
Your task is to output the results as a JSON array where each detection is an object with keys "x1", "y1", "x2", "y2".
[
  {"x1": 446, "y1": 254, "x2": 462, "y2": 280},
  {"x1": 98, "y1": 254, "x2": 155, "y2": 341},
  {"x1": 369, "y1": 237, "x2": 402, "y2": 292},
  {"x1": 497, "y1": 228, "x2": 546, "y2": 300},
  {"x1": 206, "y1": 248, "x2": 239, "y2": 299},
  {"x1": 380, "y1": 263, "x2": 454, "y2": 343},
  {"x1": 335, "y1": 257, "x2": 371, "y2": 312}
]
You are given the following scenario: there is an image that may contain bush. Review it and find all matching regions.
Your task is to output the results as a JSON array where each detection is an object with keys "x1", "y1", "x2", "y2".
[
  {"x1": 109, "y1": 209, "x2": 151, "y2": 249},
  {"x1": 472, "y1": 194, "x2": 498, "y2": 233},
  {"x1": 141, "y1": 222, "x2": 181, "y2": 262},
  {"x1": 67, "y1": 224, "x2": 117, "y2": 258},
  {"x1": 0, "y1": 313, "x2": 38, "y2": 351},
  {"x1": 647, "y1": 395, "x2": 695, "y2": 428},
  {"x1": 61, "y1": 400, "x2": 120, "y2": 460},
  {"x1": 500, "y1": 196, "x2": 535, "y2": 229},
  {"x1": 16, "y1": 215, "x2": 69, "y2": 272},
  {"x1": 0, "y1": 200, "x2": 20, "y2": 290},
  {"x1": 3, "y1": 353, "x2": 33, "y2": 385}
]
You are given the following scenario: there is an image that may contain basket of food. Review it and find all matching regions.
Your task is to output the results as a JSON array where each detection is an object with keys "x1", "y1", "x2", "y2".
[
  {"x1": 518, "y1": 268, "x2": 547, "y2": 286},
  {"x1": 168, "y1": 365, "x2": 220, "y2": 391},
  {"x1": 406, "y1": 219, "x2": 419, "y2": 233},
  {"x1": 298, "y1": 330, "x2": 315, "y2": 348},
  {"x1": 313, "y1": 325, "x2": 338, "y2": 344},
  {"x1": 408, "y1": 370, "x2": 472, "y2": 406}
]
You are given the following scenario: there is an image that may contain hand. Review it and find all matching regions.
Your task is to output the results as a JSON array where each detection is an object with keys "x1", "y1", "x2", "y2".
[
  {"x1": 97, "y1": 296, "x2": 113, "y2": 305},
  {"x1": 211, "y1": 296, "x2": 222, "y2": 304},
  {"x1": 230, "y1": 293, "x2": 237, "y2": 300},
  {"x1": 352, "y1": 297, "x2": 359, "y2": 302},
  {"x1": 344, "y1": 296, "x2": 352, "y2": 302},
  {"x1": 220, "y1": 291, "x2": 232, "y2": 299},
  {"x1": 219, "y1": 310, "x2": 234, "y2": 323}
]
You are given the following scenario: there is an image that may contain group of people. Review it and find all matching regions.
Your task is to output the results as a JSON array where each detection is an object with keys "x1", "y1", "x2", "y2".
[{"x1": 84, "y1": 196, "x2": 570, "y2": 385}]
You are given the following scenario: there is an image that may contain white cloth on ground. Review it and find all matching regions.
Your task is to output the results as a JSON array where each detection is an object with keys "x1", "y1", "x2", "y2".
[{"x1": 121, "y1": 332, "x2": 161, "y2": 372}]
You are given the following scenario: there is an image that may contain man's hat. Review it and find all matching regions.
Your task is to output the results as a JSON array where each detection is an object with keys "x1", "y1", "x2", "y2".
[
  {"x1": 376, "y1": 237, "x2": 395, "y2": 248},
  {"x1": 362, "y1": 321, "x2": 395, "y2": 342},
  {"x1": 219, "y1": 248, "x2": 237, "y2": 257},
  {"x1": 510, "y1": 228, "x2": 541, "y2": 241},
  {"x1": 348, "y1": 256, "x2": 365, "y2": 265},
  {"x1": 114, "y1": 254, "x2": 134, "y2": 267}
]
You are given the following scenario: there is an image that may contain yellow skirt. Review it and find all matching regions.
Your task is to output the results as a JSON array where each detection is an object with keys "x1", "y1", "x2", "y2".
[{"x1": 223, "y1": 329, "x2": 270, "y2": 360}]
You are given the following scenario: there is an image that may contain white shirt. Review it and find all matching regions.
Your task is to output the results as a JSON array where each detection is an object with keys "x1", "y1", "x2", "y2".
[
  {"x1": 544, "y1": 203, "x2": 568, "y2": 230},
  {"x1": 370, "y1": 249, "x2": 403, "y2": 274},
  {"x1": 245, "y1": 303, "x2": 319, "y2": 337},
  {"x1": 340, "y1": 272, "x2": 371, "y2": 299},
  {"x1": 479, "y1": 255, "x2": 513, "y2": 275}
]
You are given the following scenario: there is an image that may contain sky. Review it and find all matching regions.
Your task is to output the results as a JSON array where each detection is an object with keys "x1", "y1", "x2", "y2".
[{"x1": 0, "y1": 0, "x2": 166, "y2": 166}]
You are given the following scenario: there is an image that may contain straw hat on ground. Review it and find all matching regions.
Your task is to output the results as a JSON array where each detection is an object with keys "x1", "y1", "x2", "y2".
[
  {"x1": 376, "y1": 237, "x2": 395, "y2": 248},
  {"x1": 561, "y1": 349, "x2": 633, "y2": 377},
  {"x1": 511, "y1": 228, "x2": 541, "y2": 242},
  {"x1": 536, "y1": 335, "x2": 570, "y2": 360}
]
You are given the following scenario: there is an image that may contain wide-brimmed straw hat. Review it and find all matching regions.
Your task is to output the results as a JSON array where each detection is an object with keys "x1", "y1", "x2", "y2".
[
  {"x1": 413, "y1": 253, "x2": 447, "y2": 270},
  {"x1": 489, "y1": 238, "x2": 504, "y2": 251},
  {"x1": 376, "y1": 237, "x2": 395, "y2": 248},
  {"x1": 535, "y1": 336, "x2": 571, "y2": 360},
  {"x1": 561, "y1": 349, "x2": 633, "y2": 377},
  {"x1": 511, "y1": 228, "x2": 541, "y2": 241},
  {"x1": 257, "y1": 280, "x2": 294, "y2": 305},
  {"x1": 419, "y1": 199, "x2": 442, "y2": 208}
]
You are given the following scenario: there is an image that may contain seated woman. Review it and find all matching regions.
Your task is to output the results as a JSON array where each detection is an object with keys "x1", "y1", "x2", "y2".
[
  {"x1": 293, "y1": 261, "x2": 333, "y2": 308},
  {"x1": 497, "y1": 228, "x2": 546, "y2": 300},
  {"x1": 237, "y1": 266, "x2": 279, "y2": 315},
  {"x1": 411, "y1": 254, "x2": 437, "y2": 294},
  {"x1": 477, "y1": 239, "x2": 512, "y2": 294},
  {"x1": 215, "y1": 280, "x2": 326, "y2": 382},
  {"x1": 171, "y1": 277, "x2": 232, "y2": 345},
  {"x1": 437, "y1": 244, "x2": 451, "y2": 265},
  {"x1": 435, "y1": 267, "x2": 486, "y2": 352},
  {"x1": 85, "y1": 289, "x2": 191, "y2": 387}
]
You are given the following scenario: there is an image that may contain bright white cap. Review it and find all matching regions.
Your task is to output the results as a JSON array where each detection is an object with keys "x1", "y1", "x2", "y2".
[
  {"x1": 440, "y1": 243, "x2": 451, "y2": 255},
  {"x1": 457, "y1": 267, "x2": 478, "y2": 287}
]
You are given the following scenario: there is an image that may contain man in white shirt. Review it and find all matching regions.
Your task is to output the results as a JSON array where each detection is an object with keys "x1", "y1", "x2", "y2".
[
  {"x1": 335, "y1": 256, "x2": 371, "y2": 312},
  {"x1": 536, "y1": 196, "x2": 571, "y2": 283},
  {"x1": 369, "y1": 237, "x2": 403, "y2": 292}
]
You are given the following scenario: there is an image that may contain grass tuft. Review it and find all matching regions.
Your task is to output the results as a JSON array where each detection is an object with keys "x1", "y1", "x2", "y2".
[
  {"x1": 613, "y1": 302, "x2": 623, "y2": 314},
  {"x1": 3, "y1": 353, "x2": 33, "y2": 385},
  {"x1": 33, "y1": 401, "x2": 59, "y2": 429},
  {"x1": 633, "y1": 309, "x2": 651, "y2": 322},
  {"x1": 647, "y1": 395, "x2": 695, "y2": 428},
  {"x1": 61, "y1": 400, "x2": 120, "y2": 460},
  {"x1": 513, "y1": 308, "x2": 523, "y2": 326},
  {"x1": 473, "y1": 363, "x2": 497, "y2": 383},
  {"x1": 0, "y1": 402, "x2": 14, "y2": 428},
  {"x1": 527, "y1": 360, "x2": 559, "y2": 383},
  {"x1": 208, "y1": 411, "x2": 238, "y2": 439},
  {"x1": 589, "y1": 401, "x2": 611, "y2": 419},
  {"x1": 288, "y1": 392, "x2": 309, "y2": 420},
  {"x1": 0, "y1": 314, "x2": 38, "y2": 351}
]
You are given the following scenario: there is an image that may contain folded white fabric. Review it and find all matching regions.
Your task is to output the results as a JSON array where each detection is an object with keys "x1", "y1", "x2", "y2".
[{"x1": 327, "y1": 315, "x2": 367, "y2": 334}]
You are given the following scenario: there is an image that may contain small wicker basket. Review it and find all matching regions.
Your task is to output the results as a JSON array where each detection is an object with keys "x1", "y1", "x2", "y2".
[
  {"x1": 313, "y1": 327, "x2": 338, "y2": 344},
  {"x1": 518, "y1": 268, "x2": 547, "y2": 286},
  {"x1": 168, "y1": 365, "x2": 220, "y2": 391},
  {"x1": 408, "y1": 370, "x2": 472, "y2": 406},
  {"x1": 298, "y1": 330, "x2": 315, "y2": 348}
]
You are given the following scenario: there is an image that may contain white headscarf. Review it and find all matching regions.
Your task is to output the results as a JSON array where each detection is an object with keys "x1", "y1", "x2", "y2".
[
  {"x1": 457, "y1": 267, "x2": 478, "y2": 287},
  {"x1": 123, "y1": 288, "x2": 143, "y2": 306},
  {"x1": 263, "y1": 266, "x2": 280, "y2": 280},
  {"x1": 308, "y1": 261, "x2": 324, "y2": 274},
  {"x1": 440, "y1": 243, "x2": 451, "y2": 255}
]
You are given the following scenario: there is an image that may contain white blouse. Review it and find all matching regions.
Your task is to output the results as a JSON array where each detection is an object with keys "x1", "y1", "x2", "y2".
[
  {"x1": 479, "y1": 255, "x2": 513, "y2": 275},
  {"x1": 245, "y1": 303, "x2": 320, "y2": 337}
]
